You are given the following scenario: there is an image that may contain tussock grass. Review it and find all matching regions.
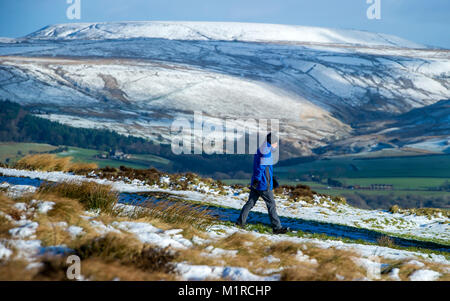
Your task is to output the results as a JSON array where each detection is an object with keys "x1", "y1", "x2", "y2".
[
  {"x1": 32, "y1": 256, "x2": 70, "y2": 281},
  {"x1": 391, "y1": 259, "x2": 450, "y2": 281},
  {"x1": 281, "y1": 246, "x2": 365, "y2": 281},
  {"x1": 0, "y1": 192, "x2": 18, "y2": 214},
  {"x1": 265, "y1": 241, "x2": 308, "y2": 269},
  {"x1": 175, "y1": 232, "x2": 274, "y2": 276},
  {"x1": 389, "y1": 204, "x2": 400, "y2": 214},
  {"x1": 15, "y1": 154, "x2": 97, "y2": 173},
  {"x1": 124, "y1": 201, "x2": 217, "y2": 230},
  {"x1": 389, "y1": 204, "x2": 449, "y2": 218},
  {"x1": 176, "y1": 248, "x2": 225, "y2": 268},
  {"x1": 28, "y1": 191, "x2": 96, "y2": 246},
  {"x1": 0, "y1": 252, "x2": 177, "y2": 281},
  {"x1": 72, "y1": 233, "x2": 178, "y2": 274},
  {"x1": 0, "y1": 194, "x2": 18, "y2": 237},
  {"x1": 0, "y1": 215, "x2": 13, "y2": 239},
  {"x1": 377, "y1": 235, "x2": 396, "y2": 248},
  {"x1": 0, "y1": 260, "x2": 35, "y2": 281},
  {"x1": 73, "y1": 233, "x2": 142, "y2": 261},
  {"x1": 35, "y1": 219, "x2": 72, "y2": 247},
  {"x1": 268, "y1": 240, "x2": 300, "y2": 255},
  {"x1": 217, "y1": 232, "x2": 260, "y2": 251},
  {"x1": 408, "y1": 208, "x2": 450, "y2": 219},
  {"x1": 96, "y1": 166, "x2": 162, "y2": 185},
  {"x1": 275, "y1": 184, "x2": 316, "y2": 199},
  {"x1": 78, "y1": 258, "x2": 177, "y2": 281},
  {"x1": 212, "y1": 234, "x2": 280, "y2": 274},
  {"x1": 39, "y1": 181, "x2": 118, "y2": 213},
  {"x1": 45, "y1": 195, "x2": 85, "y2": 224},
  {"x1": 214, "y1": 232, "x2": 266, "y2": 260}
]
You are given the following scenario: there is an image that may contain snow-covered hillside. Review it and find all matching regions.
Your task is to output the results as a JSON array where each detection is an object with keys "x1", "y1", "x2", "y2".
[
  {"x1": 26, "y1": 21, "x2": 425, "y2": 48},
  {"x1": 0, "y1": 21, "x2": 449, "y2": 156}
]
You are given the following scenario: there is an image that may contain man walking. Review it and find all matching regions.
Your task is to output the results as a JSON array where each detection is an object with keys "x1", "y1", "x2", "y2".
[{"x1": 236, "y1": 133, "x2": 289, "y2": 234}]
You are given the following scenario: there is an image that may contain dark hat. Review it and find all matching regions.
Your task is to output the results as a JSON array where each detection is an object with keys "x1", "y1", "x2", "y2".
[{"x1": 266, "y1": 132, "x2": 278, "y2": 144}]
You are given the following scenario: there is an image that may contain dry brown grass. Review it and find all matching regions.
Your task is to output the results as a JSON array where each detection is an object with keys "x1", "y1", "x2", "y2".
[
  {"x1": 276, "y1": 243, "x2": 366, "y2": 281},
  {"x1": 268, "y1": 240, "x2": 300, "y2": 255},
  {"x1": 72, "y1": 233, "x2": 142, "y2": 261},
  {"x1": 35, "y1": 219, "x2": 73, "y2": 247},
  {"x1": 31, "y1": 256, "x2": 70, "y2": 281},
  {"x1": 15, "y1": 154, "x2": 97, "y2": 173},
  {"x1": 376, "y1": 235, "x2": 396, "y2": 248},
  {"x1": 124, "y1": 200, "x2": 217, "y2": 230},
  {"x1": 427, "y1": 262, "x2": 450, "y2": 281},
  {"x1": 78, "y1": 258, "x2": 177, "y2": 281},
  {"x1": 9, "y1": 191, "x2": 95, "y2": 247},
  {"x1": 177, "y1": 234, "x2": 367, "y2": 281},
  {"x1": 264, "y1": 241, "x2": 308, "y2": 269},
  {"x1": 0, "y1": 254, "x2": 177, "y2": 281},
  {"x1": 176, "y1": 247, "x2": 225, "y2": 268},
  {"x1": 275, "y1": 184, "x2": 316, "y2": 199},
  {"x1": 71, "y1": 233, "x2": 178, "y2": 275},
  {"x1": 174, "y1": 232, "x2": 271, "y2": 274},
  {"x1": 219, "y1": 236, "x2": 282, "y2": 274},
  {"x1": 39, "y1": 181, "x2": 118, "y2": 213},
  {"x1": 217, "y1": 232, "x2": 260, "y2": 250},
  {"x1": 0, "y1": 192, "x2": 18, "y2": 213},
  {"x1": 0, "y1": 194, "x2": 16, "y2": 238},
  {"x1": 389, "y1": 204, "x2": 449, "y2": 219},
  {"x1": 392, "y1": 259, "x2": 450, "y2": 281},
  {"x1": 0, "y1": 260, "x2": 36, "y2": 281},
  {"x1": 45, "y1": 195, "x2": 85, "y2": 223},
  {"x1": 95, "y1": 166, "x2": 162, "y2": 185},
  {"x1": 0, "y1": 215, "x2": 13, "y2": 239}
]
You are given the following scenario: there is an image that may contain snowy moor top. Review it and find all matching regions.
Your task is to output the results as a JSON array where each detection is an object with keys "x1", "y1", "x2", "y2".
[{"x1": 25, "y1": 21, "x2": 424, "y2": 48}]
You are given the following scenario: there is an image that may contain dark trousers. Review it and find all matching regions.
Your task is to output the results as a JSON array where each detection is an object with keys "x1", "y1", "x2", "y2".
[{"x1": 237, "y1": 188, "x2": 282, "y2": 230}]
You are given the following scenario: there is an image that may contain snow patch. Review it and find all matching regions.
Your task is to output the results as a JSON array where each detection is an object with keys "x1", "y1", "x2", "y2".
[
  {"x1": 389, "y1": 268, "x2": 401, "y2": 281},
  {"x1": 0, "y1": 241, "x2": 13, "y2": 260},
  {"x1": 36, "y1": 201, "x2": 55, "y2": 214},
  {"x1": 112, "y1": 221, "x2": 192, "y2": 249},
  {"x1": 67, "y1": 226, "x2": 85, "y2": 238},
  {"x1": 176, "y1": 262, "x2": 280, "y2": 281},
  {"x1": 9, "y1": 221, "x2": 39, "y2": 239},
  {"x1": 264, "y1": 255, "x2": 281, "y2": 264},
  {"x1": 409, "y1": 269, "x2": 441, "y2": 281}
]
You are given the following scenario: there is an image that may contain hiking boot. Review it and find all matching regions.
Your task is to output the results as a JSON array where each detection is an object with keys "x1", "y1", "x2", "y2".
[
  {"x1": 273, "y1": 227, "x2": 289, "y2": 234},
  {"x1": 235, "y1": 222, "x2": 245, "y2": 229}
]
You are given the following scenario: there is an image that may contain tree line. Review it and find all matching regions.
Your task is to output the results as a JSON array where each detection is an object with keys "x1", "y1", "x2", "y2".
[{"x1": 0, "y1": 100, "x2": 164, "y2": 155}]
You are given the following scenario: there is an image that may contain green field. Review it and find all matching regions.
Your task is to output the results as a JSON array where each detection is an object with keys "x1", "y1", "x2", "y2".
[
  {"x1": 57, "y1": 147, "x2": 171, "y2": 170},
  {"x1": 0, "y1": 143, "x2": 171, "y2": 170},
  {"x1": 0, "y1": 142, "x2": 59, "y2": 164},
  {"x1": 277, "y1": 154, "x2": 450, "y2": 178},
  {"x1": 336, "y1": 178, "x2": 448, "y2": 190},
  {"x1": 223, "y1": 178, "x2": 449, "y2": 190}
]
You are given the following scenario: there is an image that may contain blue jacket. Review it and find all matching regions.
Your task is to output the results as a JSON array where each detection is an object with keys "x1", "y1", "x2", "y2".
[{"x1": 251, "y1": 142, "x2": 275, "y2": 191}]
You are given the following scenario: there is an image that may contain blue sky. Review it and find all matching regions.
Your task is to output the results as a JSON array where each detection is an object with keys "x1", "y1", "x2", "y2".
[{"x1": 1, "y1": 0, "x2": 449, "y2": 48}]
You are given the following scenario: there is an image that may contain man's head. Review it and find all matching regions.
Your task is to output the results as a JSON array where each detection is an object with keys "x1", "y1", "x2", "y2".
[{"x1": 266, "y1": 132, "x2": 278, "y2": 148}]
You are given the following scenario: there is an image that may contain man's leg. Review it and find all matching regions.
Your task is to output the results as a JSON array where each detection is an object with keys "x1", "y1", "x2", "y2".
[
  {"x1": 260, "y1": 190, "x2": 282, "y2": 230},
  {"x1": 237, "y1": 189, "x2": 260, "y2": 226}
]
